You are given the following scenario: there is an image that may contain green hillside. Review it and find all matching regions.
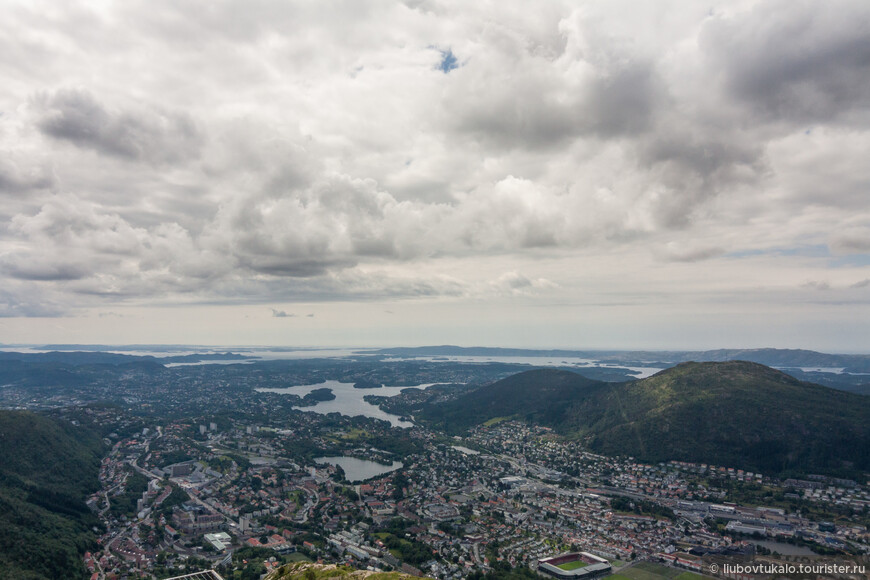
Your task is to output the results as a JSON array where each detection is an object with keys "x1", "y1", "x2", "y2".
[
  {"x1": 266, "y1": 562, "x2": 427, "y2": 580},
  {"x1": 0, "y1": 410, "x2": 105, "y2": 580},
  {"x1": 578, "y1": 362, "x2": 870, "y2": 476},
  {"x1": 418, "y1": 362, "x2": 870, "y2": 477},
  {"x1": 419, "y1": 368, "x2": 607, "y2": 433}
]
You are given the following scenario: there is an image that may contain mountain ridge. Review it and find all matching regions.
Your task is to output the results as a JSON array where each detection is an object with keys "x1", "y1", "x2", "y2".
[
  {"x1": 417, "y1": 361, "x2": 870, "y2": 477},
  {"x1": 0, "y1": 410, "x2": 104, "y2": 580}
]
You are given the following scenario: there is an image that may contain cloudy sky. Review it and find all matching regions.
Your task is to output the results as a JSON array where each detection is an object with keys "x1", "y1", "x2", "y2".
[{"x1": 1, "y1": 0, "x2": 869, "y2": 351}]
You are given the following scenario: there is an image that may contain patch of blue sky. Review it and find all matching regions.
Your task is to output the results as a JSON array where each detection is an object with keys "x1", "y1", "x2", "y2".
[
  {"x1": 724, "y1": 249, "x2": 768, "y2": 259},
  {"x1": 828, "y1": 254, "x2": 870, "y2": 268},
  {"x1": 725, "y1": 244, "x2": 870, "y2": 268},
  {"x1": 438, "y1": 49, "x2": 458, "y2": 73},
  {"x1": 724, "y1": 244, "x2": 830, "y2": 259}
]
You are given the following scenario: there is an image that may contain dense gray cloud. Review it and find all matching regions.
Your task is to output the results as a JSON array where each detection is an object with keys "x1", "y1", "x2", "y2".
[
  {"x1": 0, "y1": 0, "x2": 867, "y2": 350},
  {"x1": 0, "y1": 158, "x2": 54, "y2": 195},
  {"x1": 701, "y1": 0, "x2": 870, "y2": 124},
  {"x1": 33, "y1": 89, "x2": 202, "y2": 164}
]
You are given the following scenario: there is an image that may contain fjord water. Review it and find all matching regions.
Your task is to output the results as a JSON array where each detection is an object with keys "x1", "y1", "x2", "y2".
[{"x1": 256, "y1": 380, "x2": 435, "y2": 427}]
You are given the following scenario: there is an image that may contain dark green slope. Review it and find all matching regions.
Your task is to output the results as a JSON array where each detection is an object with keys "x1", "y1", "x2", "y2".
[
  {"x1": 577, "y1": 362, "x2": 870, "y2": 476},
  {"x1": 0, "y1": 411, "x2": 105, "y2": 580},
  {"x1": 420, "y1": 362, "x2": 870, "y2": 477},
  {"x1": 420, "y1": 368, "x2": 607, "y2": 432}
]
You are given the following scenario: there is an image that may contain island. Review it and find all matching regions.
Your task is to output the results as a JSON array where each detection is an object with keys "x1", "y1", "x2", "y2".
[
  {"x1": 352, "y1": 380, "x2": 383, "y2": 389},
  {"x1": 301, "y1": 387, "x2": 336, "y2": 404}
]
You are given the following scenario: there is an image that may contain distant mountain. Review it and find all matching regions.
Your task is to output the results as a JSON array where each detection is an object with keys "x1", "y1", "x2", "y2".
[
  {"x1": 0, "y1": 350, "x2": 254, "y2": 367},
  {"x1": 373, "y1": 346, "x2": 870, "y2": 392},
  {"x1": 371, "y1": 345, "x2": 597, "y2": 358},
  {"x1": 418, "y1": 362, "x2": 870, "y2": 477},
  {"x1": 373, "y1": 345, "x2": 870, "y2": 368},
  {"x1": 157, "y1": 352, "x2": 254, "y2": 364},
  {"x1": 0, "y1": 350, "x2": 156, "y2": 365},
  {"x1": 0, "y1": 410, "x2": 104, "y2": 579},
  {"x1": 676, "y1": 348, "x2": 866, "y2": 369}
]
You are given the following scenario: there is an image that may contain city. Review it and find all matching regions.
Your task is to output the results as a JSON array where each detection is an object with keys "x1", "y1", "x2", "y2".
[{"x1": 54, "y1": 396, "x2": 868, "y2": 580}]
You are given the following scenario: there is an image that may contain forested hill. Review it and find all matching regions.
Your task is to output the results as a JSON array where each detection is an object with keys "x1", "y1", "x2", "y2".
[
  {"x1": 0, "y1": 410, "x2": 105, "y2": 580},
  {"x1": 418, "y1": 368, "x2": 608, "y2": 433},
  {"x1": 417, "y1": 362, "x2": 870, "y2": 477}
]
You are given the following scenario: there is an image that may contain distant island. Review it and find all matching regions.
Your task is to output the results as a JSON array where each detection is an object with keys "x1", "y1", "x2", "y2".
[
  {"x1": 353, "y1": 380, "x2": 383, "y2": 389},
  {"x1": 301, "y1": 387, "x2": 336, "y2": 404},
  {"x1": 0, "y1": 350, "x2": 255, "y2": 366},
  {"x1": 158, "y1": 352, "x2": 254, "y2": 364}
]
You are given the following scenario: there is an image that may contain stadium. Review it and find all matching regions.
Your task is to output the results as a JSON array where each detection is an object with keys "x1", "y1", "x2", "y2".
[{"x1": 537, "y1": 552, "x2": 612, "y2": 579}]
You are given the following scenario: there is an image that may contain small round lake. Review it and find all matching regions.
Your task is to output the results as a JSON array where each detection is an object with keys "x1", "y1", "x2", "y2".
[{"x1": 315, "y1": 456, "x2": 403, "y2": 482}]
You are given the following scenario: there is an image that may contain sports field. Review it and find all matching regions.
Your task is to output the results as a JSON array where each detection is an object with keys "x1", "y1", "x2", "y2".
[{"x1": 555, "y1": 560, "x2": 589, "y2": 571}]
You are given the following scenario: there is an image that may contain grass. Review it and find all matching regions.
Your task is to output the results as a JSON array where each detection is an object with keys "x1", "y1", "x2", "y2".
[
  {"x1": 611, "y1": 559, "x2": 626, "y2": 567},
  {"x1": 483, "y1": 416, "x2": 511, "y2": 426},
  {"x1": 556, "y1": 560, "x2": 589, "y2": 571},
  {"x1": 271, "y1": 563, "x2": 355, "y2": 580},
  {"x1": 617, "y1": 562, "x2": 685, "y2": 580},
  {"x1": 341, "y1": 428, "x2": 367, "y2": 440},
  {"x1": 615, "y1": 568, "x2": 665, "y2": 580},
  {"x1": 368, "y1": 574, "x2": 418, "y2": 580},
  {"x1": 674, "y1": 573, "x2": 706, "y2": 580}
]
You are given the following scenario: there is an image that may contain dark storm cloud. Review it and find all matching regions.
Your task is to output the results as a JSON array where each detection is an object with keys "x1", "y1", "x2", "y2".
[
  {"x1": 701, "y1": 0, "x2": 870, "y2": 123},
  {"x1": 0, "y1": 258, "x2": 90, "y2": 281},
  {"x1": 34, "y1": 89, "x2": 203, "y2": 164},
  {"x1": 239, "y1": 256, "x2": 358, "y2": 278},
  {"x1": 451, "y1": 54, "x2": 661, "y2": 150}
]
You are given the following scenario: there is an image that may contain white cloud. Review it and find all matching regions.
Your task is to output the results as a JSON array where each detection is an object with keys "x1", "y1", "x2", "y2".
[{"x1": 0, "y1": 0, "x2": 868, "y2": 350}]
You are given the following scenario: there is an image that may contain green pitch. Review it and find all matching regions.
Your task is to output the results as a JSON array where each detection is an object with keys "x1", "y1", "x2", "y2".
[{"x1": 556, "y1": 560, "x2": 589, "y2": 571}]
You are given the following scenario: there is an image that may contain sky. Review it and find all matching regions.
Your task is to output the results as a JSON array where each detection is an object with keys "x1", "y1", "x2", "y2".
[{"x1": 1, "y1": 0, "x2": 869, "y2": 351}]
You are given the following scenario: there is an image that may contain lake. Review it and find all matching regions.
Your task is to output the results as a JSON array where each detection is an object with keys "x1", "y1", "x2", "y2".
[
  {"x1": 315, "y1": 456, "x2": 403, "y2": 482},
  {"x1": 256, "y1": 380, "x2": 434, "y2": 427}
]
